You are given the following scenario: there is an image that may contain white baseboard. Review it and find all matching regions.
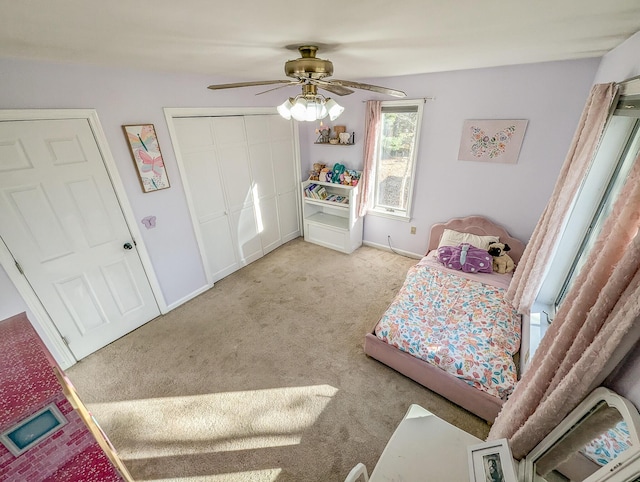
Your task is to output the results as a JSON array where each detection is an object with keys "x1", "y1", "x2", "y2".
[
  {"x1": 165, "y1": 283, "x2": 212, "y2": 312},
  {"x1": 362, "y1": 240, "x2": 423, "y2": 259}
]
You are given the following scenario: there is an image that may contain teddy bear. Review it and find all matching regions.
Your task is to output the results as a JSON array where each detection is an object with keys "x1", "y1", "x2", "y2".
[
  {"x1": 487, "y1": 242, "x2": 515, "y2": 274},
  {"x1": 308, "y1": 162, "x2": 325, "y2": 181}
]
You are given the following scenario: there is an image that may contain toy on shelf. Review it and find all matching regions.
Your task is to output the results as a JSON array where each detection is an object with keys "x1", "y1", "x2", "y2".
[
  {"x1": 308, "y1": 163, "x2": 361, "y2": 186},
  {"x1": 314, "y1": 124, "x2": 355, "y2": 145},
  {"x1": 315, "y1": 124, "x2": 330, "y2": 144},
  {"x1": 319, "y1": 166, "x2": 332, "y2": 183},
  {"x1": 308, "y1": 162, "x2": 325, "y2": 181}
]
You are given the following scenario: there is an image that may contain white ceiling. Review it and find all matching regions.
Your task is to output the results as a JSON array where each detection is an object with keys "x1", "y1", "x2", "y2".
[{"x1": 1, "y1": 0, "x2": 639, "y2": 83}]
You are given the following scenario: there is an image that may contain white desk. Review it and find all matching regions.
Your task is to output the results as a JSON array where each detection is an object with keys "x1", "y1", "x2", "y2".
[{"x1": 369, "y1": 404, "x2": 483, "y2": 482}]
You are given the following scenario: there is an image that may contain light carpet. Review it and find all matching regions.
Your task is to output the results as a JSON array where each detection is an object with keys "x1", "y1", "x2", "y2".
[{"x1": 67, "y1": 238, "x2": 489, "y2": 482}]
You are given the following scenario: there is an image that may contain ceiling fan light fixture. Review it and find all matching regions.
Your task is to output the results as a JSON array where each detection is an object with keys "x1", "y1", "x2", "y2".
[
  {"x1": 277, "y1": 98, "x2": 293, "y2": 120},
  {"x1": 208, "y1": 45, "x2": 405, "y2": 119},
  {"x1": 317, "y1": 101, "x2": 329, "y2": 120},
  {"x1": 305, "y1": 100, "x2": 318, "y2": 122},
  {"x1": 290, "y1": 97, "x2": 308, "y2": 121},
  {"x1": 325, "y1": 98, "x2": 344, "y2": 121},
  {"x1": 277, "y1": 91, "x2": 343, "y2": 122}
]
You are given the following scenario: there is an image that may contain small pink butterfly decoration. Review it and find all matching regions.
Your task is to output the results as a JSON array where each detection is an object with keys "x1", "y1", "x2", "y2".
[{"x1": 470, "y1": 125, "x2": 516, "y2": 158}]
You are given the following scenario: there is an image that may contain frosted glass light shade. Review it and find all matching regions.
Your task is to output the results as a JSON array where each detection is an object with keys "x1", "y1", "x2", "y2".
[
  {"x1": 277, "y1": 99, "x2": 293, "y2": 120},
  {"x1": 317, "y1": 101, "x2": 329, "y2": 119},
  {"x1": 325, "y1": 98, "x2": 344, "y2": 121},
  {"x1": 304, "y1": 101, "x2": 314, "y2": 121},
  {"x1": 280, "y1": 95, "x2": 340, "y2": 121},
  {"x1": 290, "y1": 98, "x2": 308, "y2": 121}
]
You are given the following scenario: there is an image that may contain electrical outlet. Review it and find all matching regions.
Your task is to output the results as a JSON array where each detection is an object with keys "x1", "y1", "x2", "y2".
[{"x1": 410, "y1": 226, "x2": 416, "y2": 234}]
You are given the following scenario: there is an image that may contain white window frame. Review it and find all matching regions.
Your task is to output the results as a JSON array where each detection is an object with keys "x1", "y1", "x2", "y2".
[
  {"x1": 534, "y1": 88, "x2": 640, "y2": 317},
  {"x1": 368, "y1": 99, "x2": 424, "y2": 221}
]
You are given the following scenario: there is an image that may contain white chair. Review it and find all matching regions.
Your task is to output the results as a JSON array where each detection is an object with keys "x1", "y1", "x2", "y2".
[{"x1": 344, "y1": 462, "x2": 369, "y2": 482}]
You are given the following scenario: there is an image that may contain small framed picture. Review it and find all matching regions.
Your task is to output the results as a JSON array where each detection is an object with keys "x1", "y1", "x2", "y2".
[
  {"x1": 468, "y1": 438, "x2": 517, "y2": 482},
  {"x1": 122, "y1": 124, "x2": 171, "y2": 193},
  {"x1": 0, "y1": 403, "x2": 68, "y2": 456}
]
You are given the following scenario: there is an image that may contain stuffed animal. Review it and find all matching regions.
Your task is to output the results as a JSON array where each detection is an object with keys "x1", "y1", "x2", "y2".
[
  {"x1": 487, "y1": 242, "x2": 515, "y2": 274},
  {"x1": 309, "y1": 163, "x2": 325, "y2": 181},
  {"x1": 437, "y1": 243, "x2": 493, "y2": 273},
  {"x1": 332, "y1": 163, "x2": 346, "y2": 183},
  {"x1": 319, "y1": 166, "x2": 332, "y2": 183}
]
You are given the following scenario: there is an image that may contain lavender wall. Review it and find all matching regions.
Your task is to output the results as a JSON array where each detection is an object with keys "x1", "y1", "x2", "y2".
[
  {"x1": 0, "y1": 56, "x2": 600, "y2": 320},
  {"x1": 301, "y1": 58, "x2": 601, "y2": 255},
  {"x1": 0, "y1": 57, "x2": 293, "y2": 307}
]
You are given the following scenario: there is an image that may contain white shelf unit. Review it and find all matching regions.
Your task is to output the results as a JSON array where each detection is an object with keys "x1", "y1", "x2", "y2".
[{"x1": 301, "y1": 180, "x2": 363, "y2": 253}]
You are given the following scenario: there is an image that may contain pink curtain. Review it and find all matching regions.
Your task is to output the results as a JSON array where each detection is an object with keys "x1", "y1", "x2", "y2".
[
  {"x1": 506, "y1": 83, "x2": 618, "y2": 314},
  {"x1": 357, "y1": 101, "x2": 381, "y2": 217},
  {"x1": 489, "y1": 149, "x2": 640, "y2": 459}
]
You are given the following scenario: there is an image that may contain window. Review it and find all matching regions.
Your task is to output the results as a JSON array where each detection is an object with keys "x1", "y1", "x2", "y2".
[
  {"x1": 535, "y1": 93, "x2": 640, "y2": 315},
  {"x1": 370, "y1": 100, "x2": 424, "y2": 220},
  {"x1": 556, "y1": 117, "x2": 640, "y2": 306}
]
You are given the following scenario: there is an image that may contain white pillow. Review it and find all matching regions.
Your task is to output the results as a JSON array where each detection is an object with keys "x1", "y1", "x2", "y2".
[{"x1": 437, "y1": 228, "x2": 499, "y2": 251}]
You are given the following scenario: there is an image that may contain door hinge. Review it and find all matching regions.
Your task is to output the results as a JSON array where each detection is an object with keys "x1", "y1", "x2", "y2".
[
  {"x1": 15, "y1": 261, "x2": 24, "y2": 275},
  {"x1": 61, "y1": 335, "x2": 70, "y2": 347}
]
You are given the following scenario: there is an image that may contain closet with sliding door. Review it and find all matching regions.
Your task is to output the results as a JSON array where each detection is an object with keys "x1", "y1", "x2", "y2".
[{"x1": 168, "y1": 110, "x2": 301, "y2": 284}]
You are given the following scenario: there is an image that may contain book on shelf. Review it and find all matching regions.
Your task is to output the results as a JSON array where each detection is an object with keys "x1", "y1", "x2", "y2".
[
  {"x1": 329, "y1": 195, "x2": 349, "y2": 204},
  {"x1": 305, "y1": 184, "x2": 349, "y2": 204},
  {"x1": 304, "y1": 183, "x2": 329, "y2": 200},
  {"x1": 304, "y1": 183, "x2": 318, "y2": 198}
]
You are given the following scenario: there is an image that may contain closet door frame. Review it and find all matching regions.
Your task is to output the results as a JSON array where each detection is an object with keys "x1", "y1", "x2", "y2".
[{"x1": 164, "y1": 107, "x2": 302, "y2": 287}]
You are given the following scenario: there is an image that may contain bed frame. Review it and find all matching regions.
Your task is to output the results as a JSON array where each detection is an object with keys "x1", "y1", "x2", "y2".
[{"x1": 364, "y1": 215, "x2": 526, "y2": 422}]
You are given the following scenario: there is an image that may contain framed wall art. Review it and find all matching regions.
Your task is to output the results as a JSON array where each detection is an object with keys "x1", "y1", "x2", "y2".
[
  {"x1": 0, "y1": 403, "x2": 68, "y2": 456},
  {"x1": 467, "y1": 438, "x2": 517, "y2": 482},
  {"x1": 123, "y1": 124, "x2": 170, "y2": 192},
  {"x1": 458, "y1": 119, "x2": 528, "y2": 164}
]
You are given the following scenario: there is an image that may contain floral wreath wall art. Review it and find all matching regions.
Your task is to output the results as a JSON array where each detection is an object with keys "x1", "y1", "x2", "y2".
[
  {"x1": 123, "y1": 124, "x2": 170, "y2": 192},
  {"x1": 458, "y1": 119, "x2": 528, "y2": 164}
]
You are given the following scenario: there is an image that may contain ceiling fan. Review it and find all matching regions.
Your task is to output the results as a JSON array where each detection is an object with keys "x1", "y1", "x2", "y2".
[
  {"x1": 207, "y1": 45, "x2": 406, "y2": 121},
  {"x1": 207, "y1": 45, "x2": 406, "y2": 98}
]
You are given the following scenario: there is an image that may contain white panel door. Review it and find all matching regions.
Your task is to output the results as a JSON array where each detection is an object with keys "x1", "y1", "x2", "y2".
[
  {"x1": 245, "y1": 115, "x2": 281, "y2": 254},
  {"x1": 0, "y1": 119, "x2": 160, "y2": 360},
  {"x1": 172, "y1": 118, "x2": 238, "y2": 282},
  {"x1": 212, "y1": 117, "x2": 262, "y2": 265},
  {"x1": 268, "y1": 116, "x2": 301, "y2": 243}
]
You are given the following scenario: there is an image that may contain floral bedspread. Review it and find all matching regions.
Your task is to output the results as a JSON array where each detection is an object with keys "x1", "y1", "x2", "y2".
[
  {"x1": 581, "y1": 421, "x2": 632, "y2": 466},
  {"x1": 374, "y1": 260, "x2": 520, "y2": 399}
]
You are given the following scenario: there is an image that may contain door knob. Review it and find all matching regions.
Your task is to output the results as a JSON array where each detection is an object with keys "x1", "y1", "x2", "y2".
[{"x1": 123, "y1": 243, "x2": 133, "y2": 250}]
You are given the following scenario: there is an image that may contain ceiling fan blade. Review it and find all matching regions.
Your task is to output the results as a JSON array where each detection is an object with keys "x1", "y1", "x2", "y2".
[
  {"x1": 255, "y1": 81, "x2": 303, "y2": 95},
  {"x1": 330, "y1": 79, "x2": 406, "y2": 98},
  {"x1": 310, "y1": 79, "x2": 354, "y2": 96},
  {"x1": 207, "y1": 80, "x2": 292, "y2": 90}
]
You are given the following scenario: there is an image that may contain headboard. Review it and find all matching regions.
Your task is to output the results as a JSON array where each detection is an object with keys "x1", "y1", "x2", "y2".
[{"x1": 428, "y1": 215, "x2": 526, "y2": 265}]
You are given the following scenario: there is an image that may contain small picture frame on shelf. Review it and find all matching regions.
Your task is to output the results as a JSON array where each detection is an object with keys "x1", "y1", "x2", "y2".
[{"x1": 467, "y1": 439, "x2": 517, "y2": 482}]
